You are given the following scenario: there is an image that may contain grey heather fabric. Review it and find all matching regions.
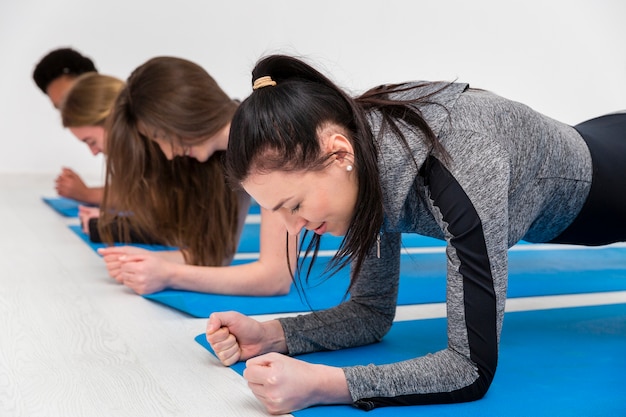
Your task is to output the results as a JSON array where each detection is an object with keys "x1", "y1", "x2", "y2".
[{"x1": 278, "y1": 84, "x2": 592, "y2": 402}]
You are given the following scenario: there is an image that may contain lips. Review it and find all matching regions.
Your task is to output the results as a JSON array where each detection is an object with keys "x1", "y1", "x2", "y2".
[{"x1": 313, "y1": 222, "x2": 327, "y2": 235}]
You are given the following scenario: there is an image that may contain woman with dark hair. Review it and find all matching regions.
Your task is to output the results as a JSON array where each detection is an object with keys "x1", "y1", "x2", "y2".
[
  {"x1": 97, "y1": 56, "x2": 296, "y2": 296},
  {"x1": 206, "y1": 54, "x2": 626, "y2": 414}
]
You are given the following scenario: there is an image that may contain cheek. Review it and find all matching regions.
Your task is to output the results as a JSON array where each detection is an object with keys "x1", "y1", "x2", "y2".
[
  {"x1": 198, "y1": 142, "x2": 216, "y2": 162},
  {"x1": 323, "y1": 181, "x2": 354, "y2": 221},
  {"x1": 196, "y1": 146, "x2": 213, "y2": 162}
]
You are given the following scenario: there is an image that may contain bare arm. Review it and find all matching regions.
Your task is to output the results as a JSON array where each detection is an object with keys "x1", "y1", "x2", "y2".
[
  {"x1": 55, "y1": 168, "x2": 104, "y2": 206},
  {"x1": 166, "y1": 208, "x2": 296, "y2": 295},
  {"x1": 99, "y1": 208, "x2": 297, "y2": 296},
  {"x1": 80, "y1": 186, "x2": 105, "y2": 206}
]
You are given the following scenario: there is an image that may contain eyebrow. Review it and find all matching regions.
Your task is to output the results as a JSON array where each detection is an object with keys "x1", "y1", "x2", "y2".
[{"x1": 271, "y1": 197, "x2": 292, "y2": 212}]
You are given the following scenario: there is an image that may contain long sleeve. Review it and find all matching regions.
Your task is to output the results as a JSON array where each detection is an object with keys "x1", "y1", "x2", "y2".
[
  {"x1": 278, "y1": 148, "x2": 509, "y2": 409},
  {"x1": 279, "y1": 84, "x2": 592, "y2": 411},
  {"x1": 278, "y1": 231, "x2": 401, "y2": 353},
  {"x1": 348, "y1": 153, "x2": 507, "y2": 409}
]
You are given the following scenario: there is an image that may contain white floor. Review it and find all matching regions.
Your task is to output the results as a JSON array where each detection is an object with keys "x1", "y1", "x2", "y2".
[{"x1": 1, "y1": 174, "x2": 624, "y2": 417}]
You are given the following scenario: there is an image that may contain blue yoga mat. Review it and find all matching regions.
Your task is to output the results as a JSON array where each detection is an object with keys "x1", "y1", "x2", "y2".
[
  {"x1": 145, "y1": 246, "x2": 626, "y2": 317},
  {"x1": 66, "y1": 218, "x2": 626, "y2": 318},
  {"x1": 239, "y1": 224, "x2": 445, "y2": 253},
  {"x1": 62, "y1": 198, "x2": 444, "y2": 253},
  {"x1": 248, "y1": 201, "x2": 260, "y2": 215},
  {"x1": 68, "y1": 224, "x2": 176, "y2": 252},
  {"x1": 67, "y1": 222, "x2": 295, "y2": 253},
  {"x1": 42, "y1": 196, "x2": 82, "y2": 217},
  {"x1": 70, "y1": 220, "x2": 446, "y2": 254},
  {"x1": 195, "y1": 303, "x2": 626, "y2": 417},
  {"x1": 44, "y1": 195, "x2": 259, "y2": 220}
]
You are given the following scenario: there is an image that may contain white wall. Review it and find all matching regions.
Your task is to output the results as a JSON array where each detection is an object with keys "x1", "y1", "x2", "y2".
[{"x1": 1, "y1": 0, "x2": 625, "y2": 183}]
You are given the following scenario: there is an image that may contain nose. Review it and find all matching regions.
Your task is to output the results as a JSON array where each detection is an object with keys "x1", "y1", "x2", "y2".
[
  {"x1": 90, "y1": 145, "x2": 101, "y2": 156},
  {"x1": 154, "y1": 142, "x2": 175, "y2": 160},
  {"x1": 279, "y1": 210, "x2": 307, "y2": 236}
]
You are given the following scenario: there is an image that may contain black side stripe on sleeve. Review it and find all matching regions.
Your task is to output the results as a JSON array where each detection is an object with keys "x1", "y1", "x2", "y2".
[
  {"x1": 355, "y1": 157, "x2": 498, "y2": 410},
  {"x1": 428, "y1": 157, "x2": 499, "y2": 391}
]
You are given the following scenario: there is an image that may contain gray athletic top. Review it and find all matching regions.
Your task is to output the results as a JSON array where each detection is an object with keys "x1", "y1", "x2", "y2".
[{"x1": 277, "y1": 83, "x2": 593, "y2": 410}]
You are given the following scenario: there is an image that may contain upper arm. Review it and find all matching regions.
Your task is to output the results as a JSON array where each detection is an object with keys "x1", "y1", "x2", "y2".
[{"x1": 424, "y1": 154, "x2": 509, "y2": 385}]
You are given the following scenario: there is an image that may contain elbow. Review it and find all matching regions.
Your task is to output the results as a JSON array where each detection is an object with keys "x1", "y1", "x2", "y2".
[
  {"x1": 253, "y1": 269, "x2": 293, "y2": 296},
  {"x1": 473, "y1": 361, "x2": 497, "y2": 400},
  {"x1": 453, "y1": 360, "x2": 497, "y2": 403},
  {"x1": 274, "y1": 280, "x2": 292, "y2": 295},
  {"x1": 263, "y1": 280, "x2": 292, "y2": 296},
  {"x1": 371, "y1": 312, "x2": 394, "y2": 341},
  {"x1": 456, "y1": 372, "x2": 494, "y2": 403},
  {"x1": 354, "y1": 301, "x2": 395, "y2": 342}
]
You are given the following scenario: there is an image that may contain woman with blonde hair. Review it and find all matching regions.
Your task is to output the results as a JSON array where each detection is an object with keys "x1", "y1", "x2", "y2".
[
  {"x1": 58, "y1": 72, "x2": 123, "y2": 206},
  {"x1": 61, "y1": 72, "x2": 164, "y2": 243},
  {"x1": 97, "y1": 56, "x2": 295, "y2": 296}
]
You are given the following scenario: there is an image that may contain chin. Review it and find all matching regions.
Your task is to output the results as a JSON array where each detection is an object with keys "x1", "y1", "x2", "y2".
[{"x1": 329, "y1": 227, "x2": 348, "y2": 237}]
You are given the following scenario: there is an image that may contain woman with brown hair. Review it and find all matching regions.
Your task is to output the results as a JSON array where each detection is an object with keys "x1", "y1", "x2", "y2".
[{"x1": 97, "y1": 56, "x2": 295, "y2": 296}]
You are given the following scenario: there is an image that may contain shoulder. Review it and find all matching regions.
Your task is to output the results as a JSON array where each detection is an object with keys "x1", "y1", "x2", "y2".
[{"x1": 386, "y1": 81, "x2": 469, "y2": 103}]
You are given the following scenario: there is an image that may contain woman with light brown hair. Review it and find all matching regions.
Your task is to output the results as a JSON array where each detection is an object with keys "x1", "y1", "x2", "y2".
[
  {"x1": 58, "y1": 72, "x2": 123, "y2": 206},
  {"x1": 97, "y1": 56, "x2": 295, "y2": 296}
]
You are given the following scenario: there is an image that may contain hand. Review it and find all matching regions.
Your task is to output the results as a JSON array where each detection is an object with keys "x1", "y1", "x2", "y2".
[
  {"x1": 55, "y1": 167, "x2": 88, "y2": 201},
  {"x1": 244, "y1": 353, "x2": 350, "y2": 414},
  {"x1": 206, "y1": 312, "x2": 270, "y2": 366},
  {"x1": 78, "y1": 205, "x2": 100, "y2": 234},
  {"x1": 99, "y1": 248, "x2": 171, "y2": 294},
  {"x1": 98, "y1": 246, "x2": 151, "y2": 281}
]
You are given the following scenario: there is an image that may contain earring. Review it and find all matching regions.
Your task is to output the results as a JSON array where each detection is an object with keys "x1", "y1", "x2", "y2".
[{"x1": 346, "y1": 165, "x2": 353, "y2": 172}]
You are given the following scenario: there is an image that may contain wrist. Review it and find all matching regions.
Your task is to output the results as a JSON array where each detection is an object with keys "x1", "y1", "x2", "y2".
[
  {"x1": 79, "y1": 187, "x2": 95, "y2": 205},
  {"x1": 83, "y1": 186, "x2": 103, "y2": 206},
  {"x1": 261, "y1": 320, "x2": 288, "y2": 354},
  {"x1": 312, "y1": 364, "x2": 351, "y2": 406},
  {"x1": 163, "y1": 260, "x2": 182, "y2": 289}
]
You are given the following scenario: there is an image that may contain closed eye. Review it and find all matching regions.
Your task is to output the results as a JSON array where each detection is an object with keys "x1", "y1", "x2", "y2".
[{"x1": 290, "y1": 204, "x2": 300, "y2": 214}]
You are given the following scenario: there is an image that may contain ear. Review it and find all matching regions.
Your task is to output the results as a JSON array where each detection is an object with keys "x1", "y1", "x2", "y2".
[{"x1": 326, "y1": 132, "x2": 355, "y2": 167}]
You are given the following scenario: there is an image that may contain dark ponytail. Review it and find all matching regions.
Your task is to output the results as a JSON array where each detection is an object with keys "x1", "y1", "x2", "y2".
[
  {"x1": 226, "y1": 55, "x2": 383, "y2": 287},
  {"x1": 226, "y1": 55, "x2": 452, "y2": 288}
]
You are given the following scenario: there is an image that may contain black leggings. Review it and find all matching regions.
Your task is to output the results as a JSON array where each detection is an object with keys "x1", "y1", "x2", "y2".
[{"x1": 549, "y1": 112, "x2": 626, "y2": 246}]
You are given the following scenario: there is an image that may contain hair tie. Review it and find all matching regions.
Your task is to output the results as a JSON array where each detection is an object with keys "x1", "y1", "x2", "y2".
[{"x1": 253, "y1": 76, "x2": 276, "y2": 90}]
